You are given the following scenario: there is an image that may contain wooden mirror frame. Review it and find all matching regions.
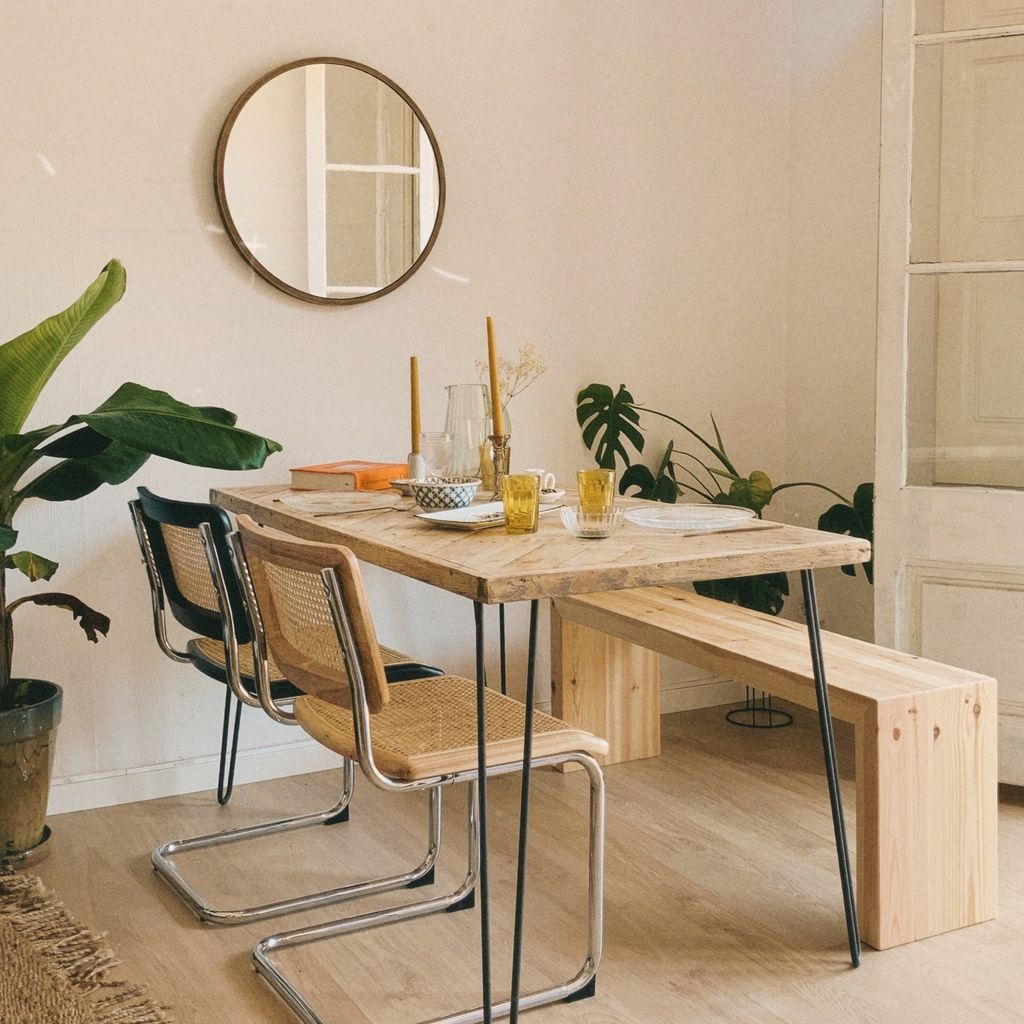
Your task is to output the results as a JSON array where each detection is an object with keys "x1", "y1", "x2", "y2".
[{"x1": 214, "y1": 57, "x2": 446, "y2": 306}]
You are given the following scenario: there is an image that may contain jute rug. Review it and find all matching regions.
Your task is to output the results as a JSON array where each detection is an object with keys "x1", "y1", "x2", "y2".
[{"x1": 0, "y1": 869, "x2": 172, "y2": 1024}]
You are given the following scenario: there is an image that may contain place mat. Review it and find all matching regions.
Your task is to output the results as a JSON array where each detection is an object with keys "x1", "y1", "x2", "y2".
[
  {"x1": 274, "y1": 491, "x2": 403, "y2": 516},
  {"x1": 0, "y1": 869, "x2": 172, "y2": 1024}
]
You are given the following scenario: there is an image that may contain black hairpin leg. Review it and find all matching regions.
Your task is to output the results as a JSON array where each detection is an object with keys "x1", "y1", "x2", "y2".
[
  {"x1": 800, "y1": 569, "x2": 861, "y2": 967},
  {"x1": 473, "y1": 601, "x2": 493, "y2": 1023},
  {"x1": 499, "y1": 604, "x2": 508, "y2": 696},
  {"x1": 217, "y1": 688, "x2": 243, "y2": 805},
  {"x1": 510, "y1": 599, "x2": 540, "y2": 1022}
]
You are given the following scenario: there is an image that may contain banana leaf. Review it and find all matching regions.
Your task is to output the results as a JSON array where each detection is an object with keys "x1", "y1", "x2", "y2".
[
  {"x1": 79, "y1": 383, "x2": 281, "y2": 471},
  {"x1": 0, "y1": 260, "x2": 126, "y2": 437}
]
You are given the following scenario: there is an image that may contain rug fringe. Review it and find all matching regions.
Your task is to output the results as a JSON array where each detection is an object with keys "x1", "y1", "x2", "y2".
[{"x1": 0, "y1": 869, "x2": 174, "y2": 1023}]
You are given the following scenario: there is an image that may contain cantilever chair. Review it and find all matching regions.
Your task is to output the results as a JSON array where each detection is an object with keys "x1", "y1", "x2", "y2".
[
  {"x1": 130, "y1": 487, "x2": 445, "y2": 925},
  {"x1": 229, "y1": 514, "x2": 608, "y2": 1024}
]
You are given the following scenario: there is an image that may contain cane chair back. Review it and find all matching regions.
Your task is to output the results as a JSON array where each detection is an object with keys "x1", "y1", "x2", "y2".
[
  {"x1": 234, "y1": 515, "x2": 390, "y2": 713},
  {"x1": 133, "y1": 487, "x2": 252, "y2": 643}
]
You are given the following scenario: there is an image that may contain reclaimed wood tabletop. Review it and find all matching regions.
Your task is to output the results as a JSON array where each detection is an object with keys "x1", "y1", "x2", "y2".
[{"x1": 213, "y1": 484, "x2": 871, "y2": 604}]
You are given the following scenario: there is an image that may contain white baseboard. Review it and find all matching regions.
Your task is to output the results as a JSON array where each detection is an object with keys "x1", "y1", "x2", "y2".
[
  {"x1": 999, "y1": 713, "x2": 1024, "y2": 786},
  {"x1": 48, "y1": 672, "x2": 745, "y2": 816},
  {"x1": 47, "y1": 739, "x2": 340, "y2": 816}
]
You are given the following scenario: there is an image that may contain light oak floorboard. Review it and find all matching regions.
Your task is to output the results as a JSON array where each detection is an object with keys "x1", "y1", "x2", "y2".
[{"x1": 34, "y1": 704, "x2": 1024, "y2": 1024}]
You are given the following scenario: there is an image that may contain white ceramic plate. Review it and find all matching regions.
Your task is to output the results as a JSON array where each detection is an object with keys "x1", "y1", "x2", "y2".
[
  {"x1": 416, "y1": 501, "x2": 563, "y2": 531},
  {"x1": 623, "y1": 503, "x2": 756, "y2": 532}
]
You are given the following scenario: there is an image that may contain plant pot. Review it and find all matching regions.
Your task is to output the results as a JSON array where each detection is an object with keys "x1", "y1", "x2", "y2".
[{"x1": 0, "y1": 680, "x2": 62, "y2": 860}]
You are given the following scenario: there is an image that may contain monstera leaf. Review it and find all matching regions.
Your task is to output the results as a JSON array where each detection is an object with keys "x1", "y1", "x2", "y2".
[
  {"x1": 619, "y1": 442, "x2": 678, "y2": 502},
  {"x1": 818, "y1": 482, "x2": 874, "y2": 582},
  {"x1": 576, "y1": 384, "x2": 644, "y2": 469}
]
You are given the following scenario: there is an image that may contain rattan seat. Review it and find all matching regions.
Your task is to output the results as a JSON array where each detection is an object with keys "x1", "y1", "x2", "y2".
[{"x1": 294, "y1": 675, "x2": 608, "y2": 780}]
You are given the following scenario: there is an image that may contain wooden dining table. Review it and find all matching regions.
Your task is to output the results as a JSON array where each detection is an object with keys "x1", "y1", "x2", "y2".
[{"x1": 213, "y1": 483, "x2": 871, "y2": 1018}]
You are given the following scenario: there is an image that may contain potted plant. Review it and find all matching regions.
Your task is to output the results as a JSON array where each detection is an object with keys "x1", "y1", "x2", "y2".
[
  {"x1": 576, "y1": 383, "x2": 873, "y2": 614},
  {"x1": 0, "y1": 259, "x2": 281, "y2": 859}
]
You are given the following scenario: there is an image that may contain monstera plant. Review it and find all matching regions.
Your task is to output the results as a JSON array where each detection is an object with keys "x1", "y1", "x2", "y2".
[
  {"x1": 0, "y1": 259, "x2": 281, "y2": 856},
  {"x1": 576, "y1": 383, "x2": 872, "y2": 615}
]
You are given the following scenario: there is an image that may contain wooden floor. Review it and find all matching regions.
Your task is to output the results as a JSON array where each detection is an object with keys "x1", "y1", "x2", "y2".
[{"x1": 35, "y1": 704, "x2": 1024, "y2": 1024}]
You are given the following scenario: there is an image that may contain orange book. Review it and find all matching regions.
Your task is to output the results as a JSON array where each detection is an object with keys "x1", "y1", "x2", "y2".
[{"x1": 290, "y1": 460, "x2": 408, "y2": 492}]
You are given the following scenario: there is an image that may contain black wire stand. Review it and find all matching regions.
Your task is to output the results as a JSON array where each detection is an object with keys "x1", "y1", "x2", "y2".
[{"x1": 725, "y1": 686, "x2": 793, "y2": 728}]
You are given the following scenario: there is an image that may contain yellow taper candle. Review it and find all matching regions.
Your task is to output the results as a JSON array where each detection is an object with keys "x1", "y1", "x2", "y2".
[
  {"x1": 410, "y1": 355, "x2": 421, "y2": 452},
  {"x1": 486, "y1": 316, "x2": 504, "y2": 435}
]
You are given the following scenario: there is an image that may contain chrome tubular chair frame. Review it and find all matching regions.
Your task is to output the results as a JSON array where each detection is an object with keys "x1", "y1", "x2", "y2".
[
  {"x1": 140, "y1": 505, "x2": 443, "y2": 927},
  {"x1": 229, "y1": 542, "x2": 605, "y2": 1024}
]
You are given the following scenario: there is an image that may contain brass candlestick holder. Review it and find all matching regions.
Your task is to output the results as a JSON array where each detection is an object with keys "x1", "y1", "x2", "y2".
[{"x1": 489, "y1": 434, "x2": 511, "y2": 501}]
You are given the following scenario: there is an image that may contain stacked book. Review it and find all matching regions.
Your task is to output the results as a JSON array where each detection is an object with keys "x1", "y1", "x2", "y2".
[{"x1": 290, "y1": 461, "x2": 408, "y2": 492}]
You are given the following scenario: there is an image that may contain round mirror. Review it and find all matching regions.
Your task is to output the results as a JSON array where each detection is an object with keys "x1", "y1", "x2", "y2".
[{"x1": 215, "y1": 58, "x2": 445, "y2": 305}]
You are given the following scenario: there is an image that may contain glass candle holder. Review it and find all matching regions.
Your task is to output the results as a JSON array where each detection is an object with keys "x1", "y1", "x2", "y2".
[
  {"x1": 577, "y1": 468, "x2": 616, "y2": 512},
  {"x1": 418, "y1": 431, "x2": 453, "y2": 478},
  {"x1": 489, "y1": 434, "x2": 511, "y2": 501},
  {"x1": 501, "y1": 473, "x2": 540, "y2": 534}
]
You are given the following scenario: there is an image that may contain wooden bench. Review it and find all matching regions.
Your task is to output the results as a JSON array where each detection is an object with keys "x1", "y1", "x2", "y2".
[{"x1": 550, "y1": 585, "x2": 998, "y2": 951}]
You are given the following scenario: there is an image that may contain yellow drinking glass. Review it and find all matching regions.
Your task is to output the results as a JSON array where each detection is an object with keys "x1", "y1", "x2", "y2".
[
  {"x1": 577, "y1": 468, "x2": 616, "y2": 513},
  {"x1": 502, "y1": 474, "x2": 541, "y2": 534}
]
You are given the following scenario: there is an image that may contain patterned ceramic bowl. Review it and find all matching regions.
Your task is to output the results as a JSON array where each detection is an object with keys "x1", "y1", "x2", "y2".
[{"x1": 410, "y1": 477, "x2": 481, "y2": 511}]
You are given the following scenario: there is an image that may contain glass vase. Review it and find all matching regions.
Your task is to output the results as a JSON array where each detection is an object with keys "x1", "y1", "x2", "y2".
[{"x1": 445, "y1": 384, "x2": 490, "y2": 478}]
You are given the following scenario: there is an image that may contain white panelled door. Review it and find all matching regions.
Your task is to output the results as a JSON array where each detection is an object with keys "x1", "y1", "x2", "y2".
[{"x1": 877, "y1": 0, "x2": 1024, "y2": 783}]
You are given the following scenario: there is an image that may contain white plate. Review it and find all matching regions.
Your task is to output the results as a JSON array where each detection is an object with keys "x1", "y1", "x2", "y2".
[
  {"x1": 540, "y1": 488, "x2": 566, "y2": 503},
  {"x1": 623, "y1": 503, "x2": 756, "y2": 532},
  {"x1": 416, "y1": 502, "x2": 563, "y2": 531}
]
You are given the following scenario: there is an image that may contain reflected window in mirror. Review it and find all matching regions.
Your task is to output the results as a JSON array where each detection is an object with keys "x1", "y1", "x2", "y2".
[{"x1": 215, "y1": 58, "x2": 445, "y2": 304}]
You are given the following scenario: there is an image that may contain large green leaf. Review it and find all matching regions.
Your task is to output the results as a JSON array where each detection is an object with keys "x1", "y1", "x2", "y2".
[
  {"x1": 0, "y1": 525, "x2": 18, "y2": 552},
  {"x1": 80, "y1": 383, "x2": 282, "y2": 471},
  {"x1": 0, "y1": 260, "x2": 126, "y2": 437},
  {"x1": 576, "y1": 384, "x2": 644, "y2": 470},
  {"x1": 18, "y1": 439, "x2": 150, "y2": 501},
  {"x1": 38, "y1": 425, "x2": 113, "y2": 459},
  {"x1": 6, "y1": 592, "x2": 110, "y2": 642},
  {"x1": 727, "y1": 470, "x2": 774, "y2": 513},
  {"x1": 3, "y1": 551, "x2": 59, "y2": 582}
]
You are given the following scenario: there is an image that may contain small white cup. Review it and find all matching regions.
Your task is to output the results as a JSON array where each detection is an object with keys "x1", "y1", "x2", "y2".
[{"x1": 524, "y1": 468, "x2": 556, "y2": 491}]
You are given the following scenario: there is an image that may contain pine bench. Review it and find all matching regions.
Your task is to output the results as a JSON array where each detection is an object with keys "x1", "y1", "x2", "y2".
[{"x1": 551, "y1": 585, "x2": 998, "y2": 951}]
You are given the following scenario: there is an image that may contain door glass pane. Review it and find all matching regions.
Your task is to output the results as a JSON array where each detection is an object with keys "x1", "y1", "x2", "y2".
[
  {"x1": 911, "y1": 35, "x2": 1024, "y2": 262},
  {"x1": 907, "y1": 271, "x2": 1024, "y2": 487},
  {"x1": 917, "y1": 0, "x2": 1024, "y2": 35},
  {"x1": 325, "y1": 171, "x2": 417, "y2": 288}
]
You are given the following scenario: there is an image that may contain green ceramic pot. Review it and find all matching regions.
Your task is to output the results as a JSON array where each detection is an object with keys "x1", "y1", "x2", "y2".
[{"x1": 0, "y1": 681, "x2": 62, "y2": 857}]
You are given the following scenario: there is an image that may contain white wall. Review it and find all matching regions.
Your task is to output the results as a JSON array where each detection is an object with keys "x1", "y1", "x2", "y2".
[{"x1": 0, "y1": 0, "x2": 878, "y2": 813}]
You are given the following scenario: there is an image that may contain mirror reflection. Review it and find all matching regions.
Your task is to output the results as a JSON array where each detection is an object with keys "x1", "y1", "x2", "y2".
[{"x1": 216, "y1": 59, "x2": 444, "y2": 304}]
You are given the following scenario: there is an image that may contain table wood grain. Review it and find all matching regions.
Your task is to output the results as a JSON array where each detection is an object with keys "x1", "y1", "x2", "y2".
[{"x1": 213, "y1": 484, "x2": 871, "y2": 604}]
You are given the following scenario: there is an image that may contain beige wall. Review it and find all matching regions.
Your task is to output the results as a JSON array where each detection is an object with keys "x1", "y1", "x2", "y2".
[
  {"x1": 0, "y1": 0, "x2": 879, "y2": 812},
  {"x1": 780, "y1": 0, "x2": 882, "y2": 640}
]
